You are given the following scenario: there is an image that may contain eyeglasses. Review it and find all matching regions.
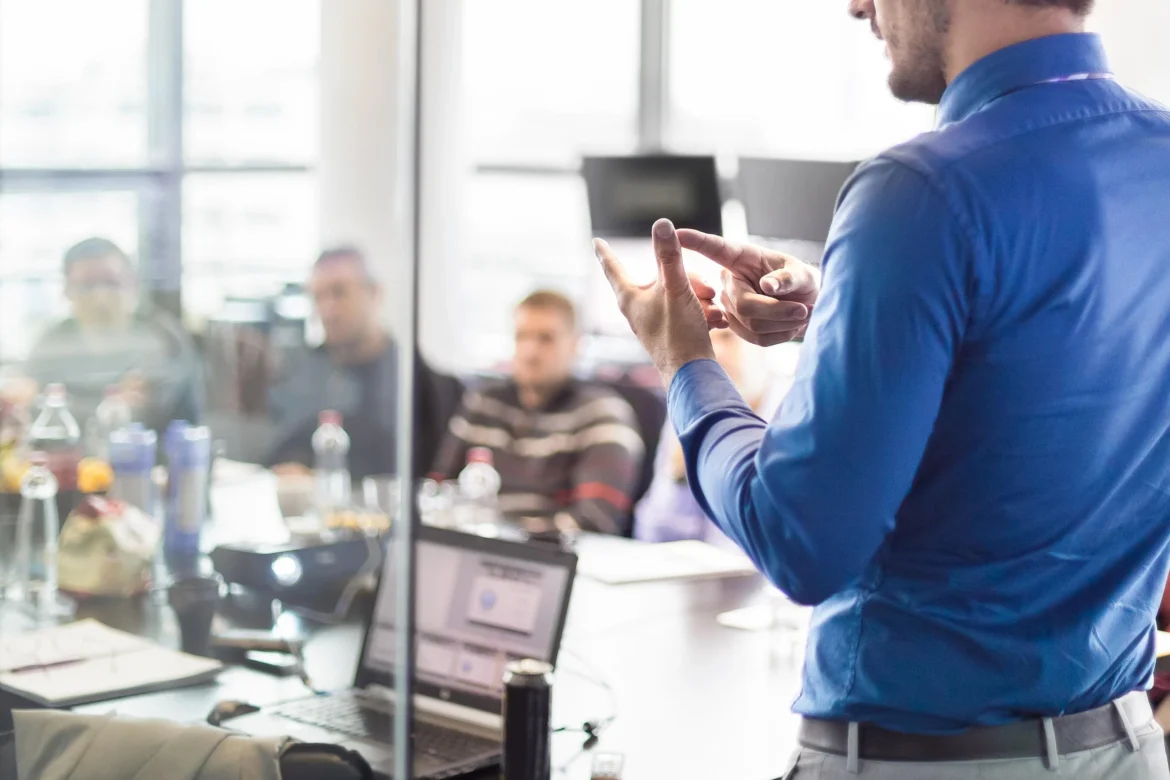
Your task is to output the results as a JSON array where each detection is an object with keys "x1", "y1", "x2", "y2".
[{"x1": 67, "y1": 279, "x2": 129, "y2": 293}]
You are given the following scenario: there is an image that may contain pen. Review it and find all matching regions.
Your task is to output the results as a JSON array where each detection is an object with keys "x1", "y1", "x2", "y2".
[{"x1": 5, "y1": 658, "x2": 86, "y2": 675}]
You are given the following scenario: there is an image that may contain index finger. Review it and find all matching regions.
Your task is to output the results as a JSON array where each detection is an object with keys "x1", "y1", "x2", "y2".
[{"x1": 677, "y1": 229, "x2": 751, "y2": 274}]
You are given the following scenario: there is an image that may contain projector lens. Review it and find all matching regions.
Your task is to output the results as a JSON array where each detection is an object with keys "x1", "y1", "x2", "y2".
[{"x1": 271, "y1": 554, "x2": 303, "y2": 587}]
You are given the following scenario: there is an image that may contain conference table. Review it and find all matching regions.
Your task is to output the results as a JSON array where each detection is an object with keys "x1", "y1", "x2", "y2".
[
  {"x1": 0, "y1": 471, "x2": 807, "y2": 779},
  {"x1": 5, "y1": 467, "x2": 1168, "y2": 779}
]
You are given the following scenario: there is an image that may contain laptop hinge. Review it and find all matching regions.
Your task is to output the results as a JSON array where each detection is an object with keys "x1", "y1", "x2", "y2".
[{"x1": 360, "y1": 685, "x2": 504, "y2": 735}]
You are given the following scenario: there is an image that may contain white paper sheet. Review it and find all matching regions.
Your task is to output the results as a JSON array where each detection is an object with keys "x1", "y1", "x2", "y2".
[{"x1": 0, "y1": 619, "x2": 222, "y2": 706}]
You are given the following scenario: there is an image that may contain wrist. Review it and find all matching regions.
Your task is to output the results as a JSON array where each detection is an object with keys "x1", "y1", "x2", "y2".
[{"x1": 656, "y1": 351, "x2": 715, "y2": 389}]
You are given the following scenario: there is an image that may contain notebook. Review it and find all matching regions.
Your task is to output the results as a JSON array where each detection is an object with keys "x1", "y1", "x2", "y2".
[
  {"x1": 0, "y1": 619, "x2": 222, "y2": 707},
  {"x1": 576, "y1": 538, "x2": 758, "y2": 585}
]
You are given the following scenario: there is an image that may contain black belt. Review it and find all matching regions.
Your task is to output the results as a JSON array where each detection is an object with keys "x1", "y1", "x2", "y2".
[{"x1": 799, "y1": 693, "x2": 1153, "y2": 763}]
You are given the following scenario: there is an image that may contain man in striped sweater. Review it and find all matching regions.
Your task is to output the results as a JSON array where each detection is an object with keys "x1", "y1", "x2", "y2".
[{"x1": 429, "y1": 291, "x2": 644, "y2": 535}]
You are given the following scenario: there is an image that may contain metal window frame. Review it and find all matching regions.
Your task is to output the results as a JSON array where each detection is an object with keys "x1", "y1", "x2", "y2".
[{"x1": 0, "y1": 0, "x2": 315, "y2": 319}]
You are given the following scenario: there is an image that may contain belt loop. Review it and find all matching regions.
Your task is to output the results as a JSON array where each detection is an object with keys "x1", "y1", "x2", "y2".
[
  {"x1": 1042, "y1": 716, "x2": 1060, "y2": 771},
  {"x1": 846, "y1": 721, "x2": 860, "y2": 774},
  {"x1": 1113, "y1": 698, "x2": 1141, "y2": 753}
]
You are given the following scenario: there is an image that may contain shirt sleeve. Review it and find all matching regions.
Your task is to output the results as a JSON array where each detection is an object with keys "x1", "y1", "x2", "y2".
[
  {"x1": 671, "y1": 157, "x2": 974, "y2": 605},
  {"x1": 565, "y1": 399, "x2": 644, "y2": 536}
]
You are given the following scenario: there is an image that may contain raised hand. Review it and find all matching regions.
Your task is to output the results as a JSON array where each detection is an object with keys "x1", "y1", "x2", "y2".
[{"x1": 595, "y1": 219, "x2": 717, "y2": 385}]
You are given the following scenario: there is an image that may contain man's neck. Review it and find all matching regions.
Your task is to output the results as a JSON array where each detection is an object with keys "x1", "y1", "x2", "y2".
[
  {"x1": 516, "y1": 378, "x2": 571, "y2": 411},
  {"x1": 77, "y1": 318, "x2": 132, "y2": 347},
  {"x1": 945, "y1": 7, "x2": 1087, "y2": 84},
  {"x1": 329, "y1": 330, "x2": 389, "y2": 366}
]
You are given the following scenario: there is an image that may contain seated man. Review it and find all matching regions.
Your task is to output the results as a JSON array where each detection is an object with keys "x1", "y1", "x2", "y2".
[
  {"x1": 266, "y1": 246, "x2": 454, "y2": 481},
  {"x1": 24, "y1": 237, "x2": 203, "y2": 435},
  {"x1": 430, "y1": 291, "x2": 644, "y2": 535}
]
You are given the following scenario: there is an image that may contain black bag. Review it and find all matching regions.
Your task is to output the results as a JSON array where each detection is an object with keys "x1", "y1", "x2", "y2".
[{"x1": 279, "y1": 742, "x2": 373, "y2": 780}]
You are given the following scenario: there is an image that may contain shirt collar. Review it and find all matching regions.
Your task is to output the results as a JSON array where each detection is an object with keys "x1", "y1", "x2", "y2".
[
  {"x1": 506, "y1": 377, "x2": 580, "y2": 413},
  {"x1": 937, "y1": 33, "x2": 1111, "y2": 127}
]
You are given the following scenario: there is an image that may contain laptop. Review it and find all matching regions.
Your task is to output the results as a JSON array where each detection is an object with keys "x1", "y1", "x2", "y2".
[{"x1": 225, "y1": 525, "x2": 578, "y2": 779}]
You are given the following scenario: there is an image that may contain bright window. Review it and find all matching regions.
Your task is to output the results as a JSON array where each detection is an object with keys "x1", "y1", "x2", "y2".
[
  {"x1": 0, "y1": 0, "x2": 149, "y2": 167},
  {"x1": 668, "y1": 0, "x2": 933, "y2": 159},
  {"x1": 1092, "y1": 2, "x2": 1170, "y2": 105},
  {"x1": 184, "y1": 0, "x2": 319, "y2": 165},
  {"x1": 182, "y1": 173, "x2": 319, "y2": 317},
  {"x1": 462, "y1": 0, "x2": 641, "y2": 166}
]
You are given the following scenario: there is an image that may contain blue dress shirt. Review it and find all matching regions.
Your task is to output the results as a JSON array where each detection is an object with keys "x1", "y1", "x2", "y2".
[{"x1": 671, "y1": 33, "x2": 1170, "y2": 733}]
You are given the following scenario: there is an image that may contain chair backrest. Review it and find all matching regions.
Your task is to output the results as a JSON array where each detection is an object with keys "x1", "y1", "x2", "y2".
[
  {"x1": 1, "y1": 730, "x2": 14, "y2": 780},
  {"x1": 597, "y1": 380, "x2": 668, "y2": 537},
  {"x1": 418, "y1": 367, "x2": 464, "y2": 474}
]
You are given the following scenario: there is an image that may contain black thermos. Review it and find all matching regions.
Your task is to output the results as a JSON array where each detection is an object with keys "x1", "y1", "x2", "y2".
[{"x1": 501, "y1": 659, "x2": 553, "y2": 780}]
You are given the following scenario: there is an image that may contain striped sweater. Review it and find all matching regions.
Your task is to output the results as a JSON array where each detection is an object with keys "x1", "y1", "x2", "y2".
[{"x1": 429, "y1": 379, "x2": 644, "y2": 535}]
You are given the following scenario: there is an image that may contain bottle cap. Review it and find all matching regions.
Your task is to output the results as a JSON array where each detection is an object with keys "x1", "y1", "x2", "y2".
[
  {"x1": 319, "y1": 410, "x2": 343, "y2": 426},
  {"x1": 44, "y1": 383, "x2": 66, "y2": 400},
  {"x1": 467, "y1": 447, "x2": 494, "y2": 466}
]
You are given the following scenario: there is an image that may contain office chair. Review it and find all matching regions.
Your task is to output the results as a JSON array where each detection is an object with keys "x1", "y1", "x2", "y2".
[
  {"x1": 594, "y1": 379, "x2": 668, "y2": 537},
  {"x1": 1, "y1": 730, "x2": 13, "y2": 780}
]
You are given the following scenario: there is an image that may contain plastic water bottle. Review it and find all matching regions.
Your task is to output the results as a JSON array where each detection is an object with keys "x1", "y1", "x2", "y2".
[
  {"x1": 28, "y1": 384, "x2": 82, "y2": 493},
  {"x1": 312, "y1": 410, "x2": 351, "y2": 513},
  {"x1": 86, "y1": 385, "x2": 133, "y2": 460},
  {"x1": 15, "y1": 452, "x2": 70, "y2": 619},
  {"x1": 457, "y1": 447, "x2": 502, "y2": 533}
]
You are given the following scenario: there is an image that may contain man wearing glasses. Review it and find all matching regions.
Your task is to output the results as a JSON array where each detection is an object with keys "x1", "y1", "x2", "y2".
[{"x1": 23, "y1": 237, "x2": 203, "y2": 436}]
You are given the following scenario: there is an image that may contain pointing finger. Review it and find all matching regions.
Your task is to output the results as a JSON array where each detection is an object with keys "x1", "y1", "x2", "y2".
[{"x1": 677, "y1": 229, "x2": 740, "y2": 270}]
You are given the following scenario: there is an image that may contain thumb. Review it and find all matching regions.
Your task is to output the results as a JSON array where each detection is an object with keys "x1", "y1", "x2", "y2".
[
  {"x1": 760, "y1": 269, "x2": 795, "y2": 296},
  {"x1": 652, "y1": 218, "x2": 691, "y2": 297}
]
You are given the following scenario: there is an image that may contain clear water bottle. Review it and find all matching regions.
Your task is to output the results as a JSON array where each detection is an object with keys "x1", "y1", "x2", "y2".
[
  {"x1": 15, "y1": 452, "x2": 70, "y2": 619},
  {"x1": 457, "y1": 447, "x2": 502, "y2": 533},
  {"x1": 29, "y1": 384, "x2": 82, "y2": 494},
  {"x1": 85, "y1": 385, "x2": 133, "y2": 460},
  {"x1": 312, "y1": 410, "x2": 351, "y2": 513}
]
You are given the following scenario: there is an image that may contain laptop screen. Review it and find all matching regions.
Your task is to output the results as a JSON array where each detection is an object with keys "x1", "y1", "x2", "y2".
[{"x1": 359, "y1": 528, "x2": 576, "y2": 712}]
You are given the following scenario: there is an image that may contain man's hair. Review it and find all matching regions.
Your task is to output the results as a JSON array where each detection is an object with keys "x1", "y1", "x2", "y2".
[
  {"x1": 1008, "y1": 0, "x2": 1095, "y2": 14},
  {"x1": 62, "y1": 237, "x2": 132, "y2": 276},
  {"x1": 313, "y1": 244, "x2": 375, "y2": 282},
  {"x1": 517, "y1": 289, "x2": 577, "y2": 331}
]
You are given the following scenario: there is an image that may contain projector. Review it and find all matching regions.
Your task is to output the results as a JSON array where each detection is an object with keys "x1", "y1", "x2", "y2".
[{"x1": 209, "y1": 536, "x2": 376, "y2": 597}]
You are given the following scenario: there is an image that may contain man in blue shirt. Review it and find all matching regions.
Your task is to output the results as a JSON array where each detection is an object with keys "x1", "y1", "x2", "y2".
[{"x1": 596, "y1": 0, "x2": 1170, "y2": 777}]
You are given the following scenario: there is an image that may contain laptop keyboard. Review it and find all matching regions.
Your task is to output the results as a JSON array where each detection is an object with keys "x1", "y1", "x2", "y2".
[{"x1": 271, "y1": 695, "x2": 499, "y2": 762}]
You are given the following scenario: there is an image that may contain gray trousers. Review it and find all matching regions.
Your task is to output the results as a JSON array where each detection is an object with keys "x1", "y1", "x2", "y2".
[{"x1": 782, "y1": 701, "x2": 1170, "y2": 779}]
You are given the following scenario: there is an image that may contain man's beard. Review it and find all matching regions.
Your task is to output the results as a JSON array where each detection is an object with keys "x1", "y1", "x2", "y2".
[{"x1": 886, "y1": 0, "x2": 951, "y2": 105}]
